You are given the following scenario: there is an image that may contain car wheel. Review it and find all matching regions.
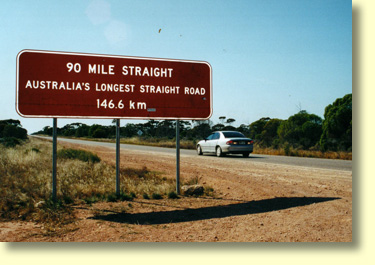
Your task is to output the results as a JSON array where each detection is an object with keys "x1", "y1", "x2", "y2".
[
  {"x1": 242, "y1": 152, "x2": 250, "y2": 158},
  {"x1": 197, "y1": 145, "x2": 203, "y2": 155},
  {"x1": 216, "y1": 146, "x2": 224, "y2": 157}
]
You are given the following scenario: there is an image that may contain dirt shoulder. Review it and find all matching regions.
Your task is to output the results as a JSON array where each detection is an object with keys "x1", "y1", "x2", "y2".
[{"x1": 0, "y1": 143, "x2": 352, "y2": 242}]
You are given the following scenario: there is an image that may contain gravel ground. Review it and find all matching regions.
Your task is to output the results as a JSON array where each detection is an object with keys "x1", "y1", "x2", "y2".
[{"x1": 0, "y1": 143, "x2": 352, "y2": 242}]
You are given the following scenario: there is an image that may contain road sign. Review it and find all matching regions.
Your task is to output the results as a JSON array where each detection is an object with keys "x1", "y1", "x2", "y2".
[{"x1": 16, "y1": 50, "x2": 212, "y2": 120}]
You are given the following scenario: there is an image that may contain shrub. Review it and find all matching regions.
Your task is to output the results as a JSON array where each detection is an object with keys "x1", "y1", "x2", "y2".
[
  {"x1": 204, "y1": 187, "x2": 215, "y2": 196},
  {"x1": 117, "y1": 192, "x2": 133, "y2": 201},
  {"x1": 57, "y1": 148, "x2": 101, "y2": 163},
  {"x1": 0, "y1": 120, "x2": 28, "y2": 140},
  {"x1": 152, "y1": 193, "x2": 163, "y2": 200},
  {"x1": 0, "y1": 137, "x2": 22, "y2": 147},
  {"x1": 105, "y1": 192, "x2": 134, "y2": 202},
  {"x1": 284, "y1": 144, "x2": 291, "y2": 156},
  {"x1": 167, "y1": 191, "x2": 179, "y2": 199}
]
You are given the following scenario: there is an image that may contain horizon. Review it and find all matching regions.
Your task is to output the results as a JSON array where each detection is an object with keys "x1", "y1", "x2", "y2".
[{"x1": 0, "y1": 0, "x2": 352, "y2": 134}]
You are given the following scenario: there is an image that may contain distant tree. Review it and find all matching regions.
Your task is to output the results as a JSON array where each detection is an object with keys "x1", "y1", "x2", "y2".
[
  {"x1": 75, "y1": 124, "x2": 90, "y2": 137},
  {"x1": 121, "y1": 123, "x2": 138, "y2": 137},
  {"x1": 2, "y1": 124, "x2": 27, "y2": 139},
  {"x1": 237, "y1": 124, "x2": 251, "y2": 137},
  {"x1": 155, "y1": 120, "x2": 175, "y2": 138},
  {"x1": 89, "y1": 124, "x2": 107, "y2": 138},
  {"x1": 219, "y1": 116, "x2": 226, "y2": 124},
  {"x1": 192, "y1": 119, "x2": 213, "y2": 127},
  {"x1": 0, "y1": 119, "x2": 27, "y2": 139},
  {"x1": 61, "y1": 124, "x2": 76, "y2": 136},
  {"x1": 278, "y1": 111, "x2": 322, "y2": 149},
  {"x1": 223, "y1": 125, "x2": 236, "y2": 131},
  {"x1": 107, "y1": 124, "x2": 116, "y2": 138},
  {"x1": 320, "y1": 94, "x2": 352, "y2": 151},
  {"x1": 189, "y1": 120, "x2": 212, "y2": 139},
  {"x1": 179, "y1": 120, "x2": 192, "y2": 138},
  {"x1": 42, "y1": 126, "x2": 53, "y2": 136},
  {"x1": 91, "y1": 128, "x2": 107, "y2": 138},
  {"x1": 212, "y1": 123, "x2": 225, "y2": 131},
  {"x1": 142, "y1": 120, "x2": 159, "y2": 136},
  {"x1": 260, "y1": 119, "x2": 283, "y2": 147},
  {"x1": 249, "y1": 117, "x2": 270, "y2": 139},
  {"x1": 226, "y1": 118, "x2": 236, "y2": 125},
  {"x1": 247, "y1": 118, "x2": 282, "y2": 147},
  {"x1": 0, "y1": 119, "x2": 21, "y2": 127}
]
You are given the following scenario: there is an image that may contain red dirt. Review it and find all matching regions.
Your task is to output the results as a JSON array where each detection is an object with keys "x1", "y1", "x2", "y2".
[{"x1": 0, "y1": 143, "x2": 352, "y2": 242}]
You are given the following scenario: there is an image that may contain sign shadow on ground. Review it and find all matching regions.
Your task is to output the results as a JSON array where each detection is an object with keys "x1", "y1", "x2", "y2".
[{"x1": 89, "y1": 196, "x2": 340, "y2": 225}]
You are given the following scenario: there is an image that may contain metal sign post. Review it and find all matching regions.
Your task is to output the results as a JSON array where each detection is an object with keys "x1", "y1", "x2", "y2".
[
  {"x1": 176, "y1": 120, "x2": 180, "y2": 194},
  {"x1": 52, "y1": 118, "x2": 57, "y2": 201},
  {"x1": 116, "y1": 119, "x2": 120, "y2": 196}
]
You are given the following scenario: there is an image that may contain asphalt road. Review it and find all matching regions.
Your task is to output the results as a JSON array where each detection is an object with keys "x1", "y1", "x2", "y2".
[{"x1": 34, "y1": 136, "x2": 352, "y2": 172}]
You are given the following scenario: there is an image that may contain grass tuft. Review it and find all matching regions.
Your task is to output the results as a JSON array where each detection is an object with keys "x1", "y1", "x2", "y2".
[
  {"x1": 151, "y1": 193, "x2": 163, "y2": 200},
  {"x1": 253, "y1": 144, "x2": 352, "y2": 160},
  {"x1": 167, "y1": 191, "x2": 179, "y2": 199},
  {"x1": 57, "y1": 148, "x2": 101, "y2": 163},
  {"x1": 0, "y1": 137, "x2": 23, "y2": 148},
  {"x1": 0, "y1": 138, "x2": 177, "y2": 229}
]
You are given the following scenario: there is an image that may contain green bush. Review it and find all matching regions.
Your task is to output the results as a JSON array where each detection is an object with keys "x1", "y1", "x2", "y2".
[
  {"x1": 0, "y1": 120, "x2": 28, "y2": 140},
  {"x1": 57, "y1": 148, "x2": 101, "y2": 163},
  {"x1": 0, "y1": 137, "x2": 22, "y2": 148}
]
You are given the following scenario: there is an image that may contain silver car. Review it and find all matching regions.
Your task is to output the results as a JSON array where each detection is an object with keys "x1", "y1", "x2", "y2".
[{"x1": 196, "y1": 131, "x2": 254, "y2": 157}]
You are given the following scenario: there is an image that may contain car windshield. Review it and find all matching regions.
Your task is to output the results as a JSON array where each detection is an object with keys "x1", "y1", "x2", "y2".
[{"x1": 222, "y1": 132, "x2": 245, "y2": 138}]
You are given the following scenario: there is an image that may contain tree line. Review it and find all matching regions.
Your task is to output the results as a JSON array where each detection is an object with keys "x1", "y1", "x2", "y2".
[
  {"x1": 245, "y1": 93, "x2": 351, "y2": 151},
  {"x1": 0, "y1": 119, "x2": 28, "y2": 147},
  {"x1": 32, "y1": 93, "x2": 352, "y2": 152}
]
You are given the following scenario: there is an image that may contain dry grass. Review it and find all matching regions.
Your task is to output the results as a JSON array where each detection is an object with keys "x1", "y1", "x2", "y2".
[
  {"x1": 0, "y1": 138, "x2": 176, "y2": 229},
  {"x1": 119, "y1": 167, "x2": 175, "y2": 198},
  {"x1": 109, "y1": 137, "x2": 353, "y2": 160},
  {"x1": 63, "y1": 136, "x2": 352, "y2": 160},
  {"x1": 253, "y1": 145, "x2": 352, "y2": 160},
  {"x1": 77, "y1": 136, "x2": 196, "y2": 149},
  {"x1": 120, "y1": 136, "x2": 196, "y2": 149}
]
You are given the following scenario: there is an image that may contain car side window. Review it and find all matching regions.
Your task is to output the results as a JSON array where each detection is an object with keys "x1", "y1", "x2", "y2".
[
  {"x1": 213, "y1": 132, "x2": 220, "y2": 140},
  {"x1": 206, "y1": 134, "x2": 214, "y2": 140}
]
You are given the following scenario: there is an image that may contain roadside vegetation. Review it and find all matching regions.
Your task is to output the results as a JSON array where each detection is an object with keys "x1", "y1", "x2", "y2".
[
  {"x1": 34, "y1": 94, "x2": 352, "y2": 160},
  {"x1": 0, "y1": 94, "x2": 351, "y2": 234},
  {"x1": 0, "y1": 119, "x2": 213, "y2": 231},
  {"x1": 1, "y1": 137, "x2": 199, "y2": 231},
  {"x1": 0, "y1": 119, "x2": 28, "y2": 147}
]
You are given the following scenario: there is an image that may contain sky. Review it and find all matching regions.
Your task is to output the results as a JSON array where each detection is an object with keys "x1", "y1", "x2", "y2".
[{"x1": 0, "y1": 0, "x2": 352, "y2": 134}]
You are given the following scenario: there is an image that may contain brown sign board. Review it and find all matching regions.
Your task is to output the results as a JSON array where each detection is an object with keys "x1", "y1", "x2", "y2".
[{"x1": 16, "y1": 50, "x2": 212, "y2": 120}]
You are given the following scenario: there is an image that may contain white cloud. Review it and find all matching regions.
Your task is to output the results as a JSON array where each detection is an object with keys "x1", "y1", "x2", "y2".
[
  {"x1": 85, "y1": 0, "x2": 130, "y2": 47},
  {"x1": 85, "y1": 0, "x2": 111, "y2": 25},
  {"x1": 104, "y1": 20, "x2": 130, "y2": 46}
]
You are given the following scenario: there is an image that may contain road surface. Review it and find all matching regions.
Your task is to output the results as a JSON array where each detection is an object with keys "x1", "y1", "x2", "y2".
[{"x1": 33, "y1": 136, "x2": 352, "y2": 171}]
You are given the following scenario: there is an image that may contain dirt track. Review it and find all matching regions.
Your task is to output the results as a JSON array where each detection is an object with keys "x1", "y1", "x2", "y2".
[{"x1": 0, "y1": 143, "x2": 352, "y2": 242}]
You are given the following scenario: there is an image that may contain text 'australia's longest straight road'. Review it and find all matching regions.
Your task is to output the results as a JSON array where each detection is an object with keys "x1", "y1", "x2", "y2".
[{"x1": 16, "y1": 50, "x2": 212, "y2": 120}]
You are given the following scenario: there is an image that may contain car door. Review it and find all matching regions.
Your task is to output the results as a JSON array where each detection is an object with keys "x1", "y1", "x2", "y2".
[
  {"x1": 208, "y1": 132, "x2": 220, "y2": 152},
  {"x1": 201, "y1": 133, "x2": 214, "y2": 153}
]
